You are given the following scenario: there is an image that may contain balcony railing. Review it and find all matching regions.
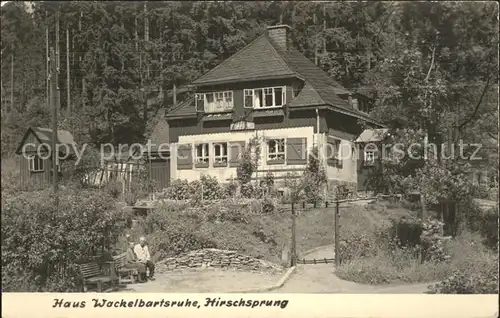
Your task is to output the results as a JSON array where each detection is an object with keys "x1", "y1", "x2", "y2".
[{"x1": 204, "y1": 101, "x2": 233, "y2": 113}]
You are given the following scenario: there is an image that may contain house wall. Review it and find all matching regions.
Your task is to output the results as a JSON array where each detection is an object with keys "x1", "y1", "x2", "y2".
[
  {"x1": 195, "y1": 78, "x2": 297, "y2": 118},
  {"x1": 325, "y1": 136, "x2": 358, "y2": 186},
  {"x1": 172, "y1": 127, "x2": 358, "y2": 187},
  {"x1": 149, "y1": 158, "x2": 171, "y2": 189},
  {"x1": 168, "y1": 108, "x2": 325, "y2": 143},
  {"x1": 19, "y1": 131, "x2": 53, "y2": 185},
  {"x1": 172, "y1": 126, "x2": 315, "y2": 183}
]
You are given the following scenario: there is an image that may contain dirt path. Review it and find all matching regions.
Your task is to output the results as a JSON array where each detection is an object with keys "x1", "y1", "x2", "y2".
[
  {"x1": 117, "y1": 268, "x2": 280, "y2": 293},
  {"x1": 271, "y1": 245, "x2": 434, "y2": 293}
]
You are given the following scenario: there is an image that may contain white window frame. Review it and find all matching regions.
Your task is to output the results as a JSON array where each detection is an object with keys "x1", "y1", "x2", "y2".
[
  {"x1": 267, "y1": 138, "x2": 286, "y2": 161},
  {"x1": 244, "y1": 89, "x2": 254, "y2": 108},
  {"x1": 213, "y1": 142, "x2": 228, "y2": 165},
  {"x1": 245, "y1": 86, "x2": 286, "y2": 109},
  {"x1": 195, "y1": 91, "x2": 233, "y2": 113},
  {"x1": 195, "y1": 143, "x2": 210, "y2": 164},
  {"x1": 364, "y1": 150, "x2": 375, "y2": 166},
  {"x1": 195, "y1": 93, "x2": 205, "y2": 111},
  {"x1": 28, "y1": 154, "x2": 44, "y2": 172}
]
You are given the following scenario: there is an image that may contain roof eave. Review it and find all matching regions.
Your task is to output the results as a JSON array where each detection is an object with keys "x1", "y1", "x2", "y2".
[
  {"x1": 192, "y1": 73, "x2": 303, "y2": 87},
  {"x1": 289, "y1": 104, "x2": 385, "y2": 127},
  {"x1": 165, "y1": 113, "x2": 198, "y2": 120}
]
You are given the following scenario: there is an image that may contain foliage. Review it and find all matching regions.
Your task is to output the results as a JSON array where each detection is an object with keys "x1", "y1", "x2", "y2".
[
  {"x1": 164, "y1": 175, "x2": 227, "y2": 203},
  {"x1": 302, "y1": 147, "x2": 327, "y2": 203},
  {"x1": 131, "y1": 198, "x2": 285, "y2": 262},
  {"x1": 428, "y1": 231, "x2": 499, "y2": 294},
  {"x1": 336, "y1": 201, "x2": 498, "y2": 288},
  {"x1": 237, "y1": 136, "x2": 262, "y2": 185},
  {"x1": 1, "y1": 187, "x2": 127, "y2": 292}
]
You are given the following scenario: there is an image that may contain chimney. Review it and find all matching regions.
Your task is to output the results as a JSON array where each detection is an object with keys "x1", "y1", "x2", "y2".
[{"x1": 267, "y1": 25, "x2": 292, "y2": 50}]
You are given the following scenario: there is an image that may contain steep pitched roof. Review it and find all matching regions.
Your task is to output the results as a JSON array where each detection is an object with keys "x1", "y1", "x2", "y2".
[
  {"x1": 15, "y1": 127, "x2": 76, "y2": 155},
  {"x1": 355, "y1": 128, "x2": 390, "y2": 143},
  {"x1": 33, "y1": 127, "x2": 75, "y2": 145},
  {"x1": 192, "y1": 35, "x2": 297, "y2": 86},
  {"x1": 168, "y1": 30, "x2": 381, "y2": 124}
]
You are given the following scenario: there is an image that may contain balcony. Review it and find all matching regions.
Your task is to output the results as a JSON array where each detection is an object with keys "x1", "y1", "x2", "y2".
[{"x1": 204, "y1": 101, "x2": 233, "y2": 113}]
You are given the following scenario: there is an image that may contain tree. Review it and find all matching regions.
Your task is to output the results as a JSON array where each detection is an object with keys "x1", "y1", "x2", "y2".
[{"x1": 303, "y1": 147, "x2": 327, "y2": 204}]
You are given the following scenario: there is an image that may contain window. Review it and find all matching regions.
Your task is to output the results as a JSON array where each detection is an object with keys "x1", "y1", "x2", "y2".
[
  {"x1": 264, "y1": 88, "x2": 273, "y2": 106},
  {"x1": 195, "y1": 143, "x2": 209, "y2": 164},
  {"x1": 267, "y1": 138, "x2": 285, "y2": 161},
  {"x1": 244, "y1": 89, "x2": 254, "y2": 108},
  {"x1": 244, "y1": 86, "x2": 286, "y2": 108},
  {"x1": 364, "y1": 150, "x2": 375, "y2": 166},
  {"x1": 195, "y1": 93, "x2": 205, "y2": 111},
  {"x1": 274, "y1": 87, "x2": 283, "y2": 105},
  {"x1": 213, "y1": 143, "x2": 228, "y2": 165},
  {"x1": 28, "y1": 155, "x2": 44, "y2": 172},
  {"x1": 223, "y1": 91, "x2": 233, "y2": 103},
  {"x1": 195, "y1": 91, "x2": 233, "y2": 113}
]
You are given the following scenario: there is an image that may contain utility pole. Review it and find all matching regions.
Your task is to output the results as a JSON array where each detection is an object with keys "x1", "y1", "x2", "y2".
[
  {"x1": 56, "y1": 9, "x2": 61, "y2": 111},
  {"x1": 50, "y1": 47, "x2": 59, "y2": 197},
  {"x1": 334, "y1": 195, "x2": 340, "y2": 267},
  {"x1": 46, "y1": 14, "x2": 49, "y2": 111},
  {"x1": 291, "y1": 202, "x2": 297, "y2": 267},
  {"x1": 66, "y1": 27, "x2": 71, "y2": 116}
]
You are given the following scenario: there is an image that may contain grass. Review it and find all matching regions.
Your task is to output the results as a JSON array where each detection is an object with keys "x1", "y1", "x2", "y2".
[
  {"x1": 118, "y1": 200, "x2": 336, "y2": 266},
  {"x1": 335, "y1": 200, "x2": 499, "y2": 288}
]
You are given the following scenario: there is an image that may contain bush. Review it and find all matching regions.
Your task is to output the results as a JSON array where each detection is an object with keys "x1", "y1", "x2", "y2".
[
  {"x1": 429, "y1": 231, "x2": 499, "y2": 294},
  {"x1": 1, "y1": 187, "x2": 126, "y2": 292}
]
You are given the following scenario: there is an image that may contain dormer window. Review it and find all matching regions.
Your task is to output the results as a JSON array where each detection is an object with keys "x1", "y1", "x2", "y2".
[
  {"x1": 196, "y1": 91, "x2": 233, "y2": 113},
  {"x1": 244, "y1": 86, "x2": 285, "y2": 108}
]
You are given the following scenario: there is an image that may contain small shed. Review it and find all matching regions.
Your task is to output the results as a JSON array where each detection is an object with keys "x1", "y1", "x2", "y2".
[
  {"x1": 15, "y1": 127, "x2": 76, "y2": 186},
  {"x1": 354, "y1": 128, "x2": 390, "y2": 192}
]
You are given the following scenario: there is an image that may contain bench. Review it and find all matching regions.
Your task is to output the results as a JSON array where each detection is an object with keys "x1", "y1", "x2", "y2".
[
  {"x1": 78, "y1": 261, "x2": 118, "y2": 292},
  {"x1": 113, "y1": 253, "x2": 139, "y2": 284}
]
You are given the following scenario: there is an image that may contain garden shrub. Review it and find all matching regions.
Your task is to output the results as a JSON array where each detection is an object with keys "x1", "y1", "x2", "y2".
[
  {"x1": 1, "y1": 187, "x2": 126, "y2": 292},
  {"x1": 338, "y1": 230, "x2": 377, "y2": 263},
  {"x1": 165, "y1": 179, "x2": 191, "y2": 200},
  {"x1": 420, "y1": 219, "x2": 451, "y2": 262},
  {"x1": 429, "y1": 231, "x2": 499, "y2": 294},
  {"x1": 1, "y1": 170, "x2": 48, "y2": 199},
  {"x1": 199, "y1": 174, "x2": 226, "y2": 201}
]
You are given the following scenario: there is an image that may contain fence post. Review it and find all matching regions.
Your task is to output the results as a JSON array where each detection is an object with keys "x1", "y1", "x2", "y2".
[
  {"x1": 291, "y1": 202, "x2": 297, "y2": 267},
  {"x1": 334, "y1": 196, "x2": 340, "y2": 267}
]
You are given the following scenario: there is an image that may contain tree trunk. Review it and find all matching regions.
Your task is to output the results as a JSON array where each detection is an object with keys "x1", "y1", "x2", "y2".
[
  {"x1": 314, "y1": 12, "x2": 318, "y2": 65},
  {"x1": 66, "y1": 28, "x2": 71, "y2": 116},
  {"x1": 10, "y1": 53, "x2": 14, "y2": 113},
  {"x1": 46, "y1": 24, "x2": 49, "y2": 110},
  {"x1": 135, "y1": 15, "x2": 138, "y2": 51}
]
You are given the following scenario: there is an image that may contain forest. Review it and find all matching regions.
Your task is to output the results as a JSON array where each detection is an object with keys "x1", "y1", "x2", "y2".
[{"x1": 1, "y1": 1, "x2": 498, "y2": 171}]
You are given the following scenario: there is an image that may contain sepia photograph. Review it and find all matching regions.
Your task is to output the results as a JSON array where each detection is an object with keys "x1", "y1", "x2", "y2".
[{"x1": 1, "y1": 0, "x2": 498, "y2": 305}]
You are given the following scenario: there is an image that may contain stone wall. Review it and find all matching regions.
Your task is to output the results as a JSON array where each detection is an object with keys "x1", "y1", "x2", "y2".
[{"x1": 156, "y1": 248, "x2": 284, "y2": 273}]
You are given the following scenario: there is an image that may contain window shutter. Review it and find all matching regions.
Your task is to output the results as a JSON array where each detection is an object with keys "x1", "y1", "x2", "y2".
[
  {"x1": 286, "y1": 138, "x2": 307, "y2": 165},
  {"x1": 177, "y1": 144, "x2": 193, "y2": 170},
  {"x1": 229, "y1": 141, "x2": 246, "y2": 167}
]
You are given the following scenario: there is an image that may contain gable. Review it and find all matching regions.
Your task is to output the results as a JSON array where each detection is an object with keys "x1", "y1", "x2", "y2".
[
  {"x1": 15, "y1": 128, "x2": 44, "y2": 155},
  {"x1": 15, "y1": 127, "x2": 76, "y2": 155},
  {"x1": 192, "y1": 35, "x2": 297, "y2": 86}
]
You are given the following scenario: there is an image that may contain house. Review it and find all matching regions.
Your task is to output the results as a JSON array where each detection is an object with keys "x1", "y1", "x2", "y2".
[
  {"x1": 164, "y1": 24, "x2": 384, "y2": 190},
  {"x1": 354, "y1": 128, "x2": 391, "y2": 192},
  {"x1": 15, "y1": 127, "x2": 76, "y2": 185}
]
